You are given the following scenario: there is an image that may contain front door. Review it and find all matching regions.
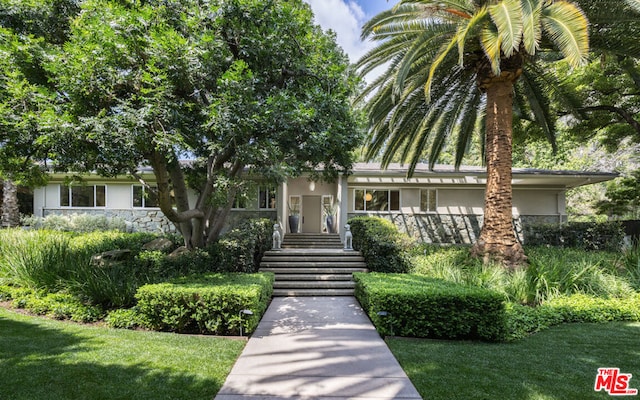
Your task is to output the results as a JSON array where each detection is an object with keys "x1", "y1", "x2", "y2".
[{"x1": 302, "y1": 196, "x2": 321, "y2": 233}]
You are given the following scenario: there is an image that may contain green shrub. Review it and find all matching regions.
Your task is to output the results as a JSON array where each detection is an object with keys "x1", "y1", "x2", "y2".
[
  {"x1": 22, "y1": 213, "x2": 127, "y2": 232},
  {"x1": 69, "y1": 231, "x2": 161, "y2": 255},
  {"x1": 0, "y1": 230, "x2": 76, "y2": 290},
  {"x1": 348, "y1": 217, "x2": 413, "y2": 273},
  {"x1": 619, "y1": 243, "x2": 640, "y2": 289},
  {"x1": 547, "y1": 293, "x2": 640, "y2": 323},
  {"x1": 525, "y1": 247, "x2": 634, "y2": 304},
  {"x1": 136, "y1": 248, "x2": 215, "y2": 281},
  {"x1": 354, "y1": 273, "x2": 507, "y2": 341},
  {"x1": 135, "y1": 273, "x2": 274, "y2": 335},
  {"x1": 9, "y1": 289, "x2": 103, "y2": 323},
  {"x1": 410, "y1": 245, "x2": 634, "y2": 305},
  {"x1": 505, "y1": 294, "x2": 640, "y2": 340},
  {"x1": 135, "y1": 218, "x2": 273, "y2": 277},
  {"x1": 505, "y1": 303, "x2": 564, "y2": 340},
  {"x1": 105, "y1": 308, "x2": 144, "y2": 329},
  {"x1": 524, "y1": 221, "x2": 624, "y2": 251},
  {"x1": 213, "y1": 218, "x2": 273, "y2": 273}
]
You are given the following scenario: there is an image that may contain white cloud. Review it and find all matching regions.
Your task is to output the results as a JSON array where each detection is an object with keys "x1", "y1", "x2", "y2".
[{"x1": 304, "y1": 0, "x2": 371, "y2": 63}]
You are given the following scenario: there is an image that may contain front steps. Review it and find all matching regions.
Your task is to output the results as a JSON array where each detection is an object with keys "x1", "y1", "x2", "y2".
[
  {"x1": 260, "y1": 234, "x2": 367, "y2": 296},
  {"x1": 280, "y1": 233, "x2": 343, "y2": 249}
]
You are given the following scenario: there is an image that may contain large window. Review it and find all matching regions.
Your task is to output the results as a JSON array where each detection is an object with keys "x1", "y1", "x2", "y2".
[
  {"x1": 232, "y1": 194, "x2": 248, "y2": 209},
  {"x1": 420, "y1": 189, "x2": 437, "y2": 213},
  {"x1": 133, "y1": 185, "x2": 159, "y2": 208},
  {"x1": 259, "y1": 185, "x2": 277, "y2": 209},
  {"x1": 61, "y1": 185, "x2": 106, "y2": 207},
  {"x1": 354, "y1": 189, "x2": 400, "y2": 212}
]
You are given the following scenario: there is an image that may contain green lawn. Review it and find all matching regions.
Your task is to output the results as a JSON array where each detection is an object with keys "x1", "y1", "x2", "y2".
[
  {"x1": 0, "y1": 307, "x2": 245, "y2": 400},
  {"x1": 389, "y1": 322, "x2": 640, "y2": 400}
]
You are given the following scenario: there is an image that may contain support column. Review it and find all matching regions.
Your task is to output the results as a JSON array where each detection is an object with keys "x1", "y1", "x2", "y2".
[{"x1": 338, "y1": 175, "x2": 349, "y2": 243}]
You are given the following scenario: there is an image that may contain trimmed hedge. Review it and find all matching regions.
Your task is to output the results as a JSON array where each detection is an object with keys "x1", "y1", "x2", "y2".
[
  {"x1": 523, "y1": 221, "x2": 624, "y2": 251},
  {"x1": 135, "y1": 273, "x2": 274, "y2": 335},
  {"x1": 506, "y1": 294, "x2": 640, "y2": 340},
  {"x1": 354, "y1": 272, "x2": 507, "y2": 341},
  {"x1": 348, "y1": 216, "x2": 413, "y2": 273},
  {"x1": 211, "y1": 218, "x2": 273, "y2": 273}
]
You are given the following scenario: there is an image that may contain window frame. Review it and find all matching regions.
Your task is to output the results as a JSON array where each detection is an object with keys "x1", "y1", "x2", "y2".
[
  {"x1": 259, "y1": 185, "x2": 277, "y2": 210},
  {"x1": 132, "y1": 185, "x2": 160, "y2": 209},
  {"x1": 353, "y1": 188, "x2": 401, "y2": 212},
  {"x1": 60, "y1": 184, "x2": 107, "y2": 208},
  {"x1": 420, "y1": 188, "x2": 438, "y2": 213}
]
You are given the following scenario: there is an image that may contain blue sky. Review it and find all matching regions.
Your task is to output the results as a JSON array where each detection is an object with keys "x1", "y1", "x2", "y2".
[{"x1": 304, "y1": 0, "x2": 399, "y2": 63}]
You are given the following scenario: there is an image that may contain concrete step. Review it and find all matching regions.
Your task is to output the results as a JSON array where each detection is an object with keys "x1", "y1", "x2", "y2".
[
  {"x1": 273, "y1": 274, "x2": 355, "y2": 281},
  {"x1": 260, "y1": 237, "x2": 365, "y2": 297},
  {"x1": 282, "y1": 234, "x2": 343, "y2": 249},
  {"x1": 260, "y1": 261, "x2": 366, "y2": 268},
  {"x1": 274, "y1": 281, "x2": 355, "y2": 289},
  {"x1": 260, "y1": 267, "x2": 367, "y2": 274},
  {"x1": 262, "y1": 253, "x2": 364, "y2": 262},
  {"x1": 272, "y1": 288, "x2": 355, "y2": 297}
]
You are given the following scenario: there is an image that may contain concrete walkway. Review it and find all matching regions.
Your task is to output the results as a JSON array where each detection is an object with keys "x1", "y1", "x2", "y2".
[{"x1": 215, "y1": 297, "x2": 422, "y2": 400}]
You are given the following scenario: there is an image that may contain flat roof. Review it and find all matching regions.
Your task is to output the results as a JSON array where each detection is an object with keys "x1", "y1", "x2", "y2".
[{"x1": 349, "y1": 163, "x2": 618, "y2": 188}]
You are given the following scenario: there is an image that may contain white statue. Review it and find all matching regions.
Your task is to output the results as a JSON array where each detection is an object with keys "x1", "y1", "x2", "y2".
[
  {"x1": 272, "y1": 223, "x2": 281, "y2": 250},
  {"x1": 344, "y1": 223, "x2": 353, "y2": 250}
]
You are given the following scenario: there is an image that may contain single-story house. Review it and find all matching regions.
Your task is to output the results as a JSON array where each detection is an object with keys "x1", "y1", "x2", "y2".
[{"x1": 33, "y1": 162, "x2": 617, "y2": 244}]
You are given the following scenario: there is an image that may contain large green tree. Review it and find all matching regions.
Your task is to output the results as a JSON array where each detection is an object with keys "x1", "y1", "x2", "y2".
[
  {"x1": 357, "y1": 0, "x2": 592, "y2": 266},
  {"x1": 3, "y1": 0, "x2": 361, "y2": 247},
  {"x1": 563, "y1": 1, "x2": 640, "y2": 149}
]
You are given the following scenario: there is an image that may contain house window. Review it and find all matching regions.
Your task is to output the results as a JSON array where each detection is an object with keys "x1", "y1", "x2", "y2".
[
  {"x1": 259, "y1": 185, "x2": 277, "y2": 209},
  {"x1": 354, "y1": 189, "x2": 400, "y2": 212},
  {"x1": 232, "y1": 195, "x2": 247, "y2": 209},
  {"x1": 133, "y1": 185, "x2": 159, "y2": 208},
  {"x1": 420, "y1": 189, "x2": 437, "y2": 213},
  {"x1": 60, "y1": 185, "x2": 106, "y2": 207}
]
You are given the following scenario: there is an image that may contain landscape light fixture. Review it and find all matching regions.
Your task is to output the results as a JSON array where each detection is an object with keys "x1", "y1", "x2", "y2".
[
  {"x1": 376, "y1": 311, "x2": 393, "y2": 337},
  {"x1": 239, "y1": 309, "x2": 253, "y2": 337}
]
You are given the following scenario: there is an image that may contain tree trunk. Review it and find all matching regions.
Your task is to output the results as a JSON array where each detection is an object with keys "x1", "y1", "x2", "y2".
[
  {"x1": 1, "y1": 179, "x2": 21, "y2": 228},
  {"x1": 471, "y1": 77, "x2": 526, "y2": 267}
]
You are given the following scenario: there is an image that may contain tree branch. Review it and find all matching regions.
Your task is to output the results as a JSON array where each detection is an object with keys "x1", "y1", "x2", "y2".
[{"x1": 580, "y1": 105, "x2": 640, "y2": 135}]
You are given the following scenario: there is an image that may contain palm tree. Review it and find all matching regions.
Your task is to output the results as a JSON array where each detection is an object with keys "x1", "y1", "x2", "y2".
[
  {"x1": 1, "y1": 178, "x2": 20, "y2": 228},
  {"x1": 357, "y1": 0, "x2": 589, "y2": 266}
]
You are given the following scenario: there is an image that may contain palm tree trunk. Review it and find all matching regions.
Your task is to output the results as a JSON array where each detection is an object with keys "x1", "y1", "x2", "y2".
[
  {"x1": 1, "y1": 179, "x2": 21, "y2": 228},
  {"x1": 471, "y1": 78, "x2": 526, "y2": 267}
]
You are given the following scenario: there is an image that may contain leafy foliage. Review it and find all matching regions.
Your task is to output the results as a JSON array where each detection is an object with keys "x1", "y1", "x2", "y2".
[
  {"x1": 0, "y1": 0, "x2": 362, "y2": 248},
  {"x1": 2, "y1": 286, "x2": 104, "y2": 323},
  {"x1": 506, "y1": 294, "x2": 640, "y2": 340},
  {"x1": 347, "y1": 216, "x2": 413, "y2": 273},
  {"x1": 134, "y1": 273, "x2": 273, "y2": 335},
  {"x1": 596, "y1": 169, "x2": 640, "y2": 219},
  {"x1": 22, "y1": 213, "x2": 127, "y2": 232},
  {"x1": 523, "y1": 221, "x2": 625, "y2": 251},
  {"x1": 0, "y1": 218, "x2": 272, "y2": 308},
  {"x1": 355, "y1": 272, "x2": 507, "y2": 341}
]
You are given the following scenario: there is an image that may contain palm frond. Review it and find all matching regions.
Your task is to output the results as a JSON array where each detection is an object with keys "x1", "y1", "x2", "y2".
[
  {"x1": 488, "y1": 0, "x2": 523, "y2": 57},
  {"x1": 453, "y1": 86, "x2": 483, "y2": 169},
  {"x1": 425, "y1": 35, "x2": 460, "y2": 102},
  {"x1": 455, "y1": 6, "x2": 489, "y2": 65},
  {"x1": 515, "y1": 67, "x2": 555, "y2": 149},
  {"x1": 480, "y1": 24, "x2": 502, "y2": 75},
  {"x1": 624, "y1": 0, "x2": 640, "y2": 13},
  {"x1": 541, "y1": 1, "x2": 589, "y2": 67},
  {"x1": 521, "y1": 0, "x2": 542, "y2": 54}
]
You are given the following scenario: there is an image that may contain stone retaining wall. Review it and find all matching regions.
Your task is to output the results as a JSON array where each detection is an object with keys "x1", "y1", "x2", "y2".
[
  {"x1": 347, "y1": 213, "x2": 566, "y2": 244},
  {"x1": 43, "y1": 209, "x2": 277, "y2": 234}
]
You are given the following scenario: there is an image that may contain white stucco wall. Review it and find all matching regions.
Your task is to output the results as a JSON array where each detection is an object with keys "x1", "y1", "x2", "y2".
[{"x1": 346, "y1": 186, "x2": 565, "y2": 217}]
